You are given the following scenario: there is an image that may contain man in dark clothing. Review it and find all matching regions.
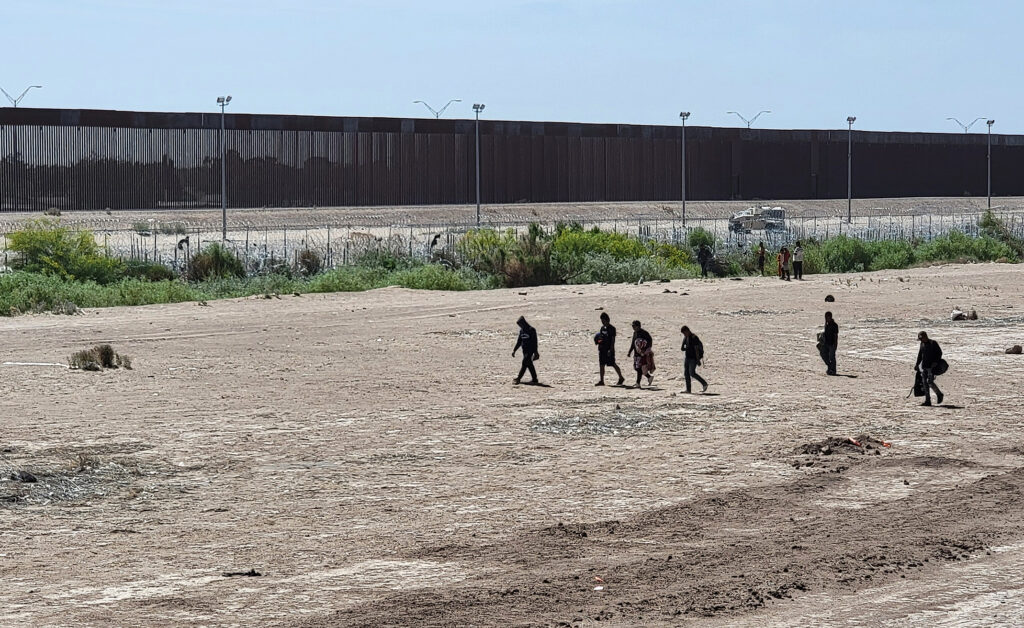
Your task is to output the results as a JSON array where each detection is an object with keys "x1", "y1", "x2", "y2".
[
  {"x1": 756, "y1": 241, "x2": 767, "y2": 276},
  {"x1": 680, "y1": 326, "x2": 708, "y2": 393},
  {"x1": 595, "y1": 312, "x2": 625, "y2": 386},
  {"x1": 820, "y1": 311, "x2": 839, "y2": 375},
  {"x1": 697, "y1": 244, "x2": 712, "y2": 278},
  {"x1": 512, "y1": 316, "x2": 539, "y2": 385},
  {"x1": 916, "y1": 331, "x2": 944, "y2": 406}
]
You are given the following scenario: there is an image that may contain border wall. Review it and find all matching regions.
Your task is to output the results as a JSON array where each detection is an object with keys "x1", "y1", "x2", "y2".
[{"x1": 3, "y1": 107, "x2": 1023, "y2": 211}]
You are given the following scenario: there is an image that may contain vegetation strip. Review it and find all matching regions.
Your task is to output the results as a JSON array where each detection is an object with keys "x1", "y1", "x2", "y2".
[{"x1": 2, "y1": 212, "x2": 1021, "y2": 315}]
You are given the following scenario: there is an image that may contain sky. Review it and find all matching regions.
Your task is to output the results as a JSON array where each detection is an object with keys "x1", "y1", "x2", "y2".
[{"x1": 3, "y1": 0, "x2": 1020, "y2": 133}]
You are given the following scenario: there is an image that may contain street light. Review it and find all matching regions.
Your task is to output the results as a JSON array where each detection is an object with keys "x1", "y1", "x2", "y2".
[
  {"x1": 679, "y1": 111, "x2": 690, "y2": 226},
  {"x1": 847, "y1": 116, "x2": 856, "y2": 223},
  {"x1": 1, "y1": 85, "x2": 42, "y2": 107},
  {"x1": 987, "y1": 119, "x2": 995, "y2": 209},
  {"x1": 413, "y1": 99, "x2": 462, "y2": 118},
  {"x1": 946, "y1": 116, "x2": 985, "y2": 133},
  {"x1": 216, "y1": 95, "x2": 232, "y2": 241},
  {"x1": 727, "y1": 110, "x2": 771, "y2": 128},
  {"x1": 473, "y1": 103, "x2": 485, "y2": 226}
]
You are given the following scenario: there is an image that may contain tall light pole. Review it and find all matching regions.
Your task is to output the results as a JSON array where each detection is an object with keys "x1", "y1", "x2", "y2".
[
  {"x1": 846, "y1": 116, "x2": 856, "y2": 223},
  {"x1": 727, "y1": 110, "x2": 771, "y2": 129},
  {"x1": 473, "y1": 103, "x2": 485, "y2": 227},
  {"x1": 946, "y1": 116, "x2": 985, "y2": 133},
  {"x1": 1, "y1": 85, "x2": 42, "y2": 107},
  {"x1": 216, "y1": 95, "x2": 232, "y2": 241},
  {"x1": 413, "y1": 99, "x2": 462, "y2": 118},
  {"x1": 987, "y1": 119, "x2": 995, "y2": 209},
  {"x1": 679, "y1": 111, "x2": 690, "y2": 226}
]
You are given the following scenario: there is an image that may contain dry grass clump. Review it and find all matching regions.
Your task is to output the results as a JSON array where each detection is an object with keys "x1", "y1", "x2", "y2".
[{"x1": 68, "y1": 344, "x2": 132, "y2": 371}]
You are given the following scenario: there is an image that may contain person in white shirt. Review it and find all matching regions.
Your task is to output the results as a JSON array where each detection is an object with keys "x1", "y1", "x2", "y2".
[{"x1": 792, "y1": 241, "x2": 805, "y2": 280}]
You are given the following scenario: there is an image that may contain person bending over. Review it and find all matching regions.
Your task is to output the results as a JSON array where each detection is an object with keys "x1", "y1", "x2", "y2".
[{"x1": 916, "y1": 331, "x2": 945, "y2": 406}]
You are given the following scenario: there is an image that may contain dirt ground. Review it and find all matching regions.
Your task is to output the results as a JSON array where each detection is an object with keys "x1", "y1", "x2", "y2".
[
  {"x1": 4, "y1": 196, "x2": 1024, "y2": 233},
  {"x1": 2, "y1": 263, "x2": 1024, "y2": 626}
]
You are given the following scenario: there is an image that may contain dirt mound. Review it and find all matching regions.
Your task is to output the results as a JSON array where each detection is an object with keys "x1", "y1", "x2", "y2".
[{"x1": 798, "y1": 434, "x2": 891, "y2": 456}]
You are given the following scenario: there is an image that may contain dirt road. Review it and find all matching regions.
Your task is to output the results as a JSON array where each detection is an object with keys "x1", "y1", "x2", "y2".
[{"x1": 2, "y1": 263, "x2": 1023, "y2": 626}]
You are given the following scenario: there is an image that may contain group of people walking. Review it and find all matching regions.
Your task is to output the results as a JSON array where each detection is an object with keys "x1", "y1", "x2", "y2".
[
  {"x1": 515, "y1": 311, "x2": 948, "y2": 406},
  {"x1": 515, "y1": 313, "x2": 710, "y2": 392},
  {"x1": 755, "y1": 240, "x2": 805, "y2": 280}
]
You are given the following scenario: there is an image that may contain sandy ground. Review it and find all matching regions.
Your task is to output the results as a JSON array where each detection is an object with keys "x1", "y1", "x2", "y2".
[{"x1": 2, "y1": 263, "x2": 1024, "y2": 626}]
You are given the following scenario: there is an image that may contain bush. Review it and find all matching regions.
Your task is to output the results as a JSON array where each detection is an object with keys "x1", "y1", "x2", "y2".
[
  {"x1": 296, "y1": 249, "x2": 323, "y2": 276},
  {"x1": 687, "y1": 227, "x2": 715, "y2": 249},
  {"x1": 187, "y1": 243, "x2": 245, "y2": 281},
  {"x1": 69, "y1": 344, "x2": 131, "y2": 370},
  {"x1": 6, "y1": 219, "x2": 124, "y2": 284},
  {"x1": 915, "y1": 230, "x2": 1016, "y2": 263},
  {"x1": 124, "y1": 260, "x2": 177, "y2": 282}
]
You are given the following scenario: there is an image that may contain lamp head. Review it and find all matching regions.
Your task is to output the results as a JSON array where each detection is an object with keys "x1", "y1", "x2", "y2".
[
  {"x1": 473, "y1": 103, "x2": 485, "y2": 112},
  {"x1": 847, "y1": 116, "x2": 856, "y2": 124},
  {"x1": 226, "y1": 95, "x2": 232, "y2": 103},
  {"x1": 679, "y1": 111, "x2": 690, "y2": 120},
  {"x1": 987, "y1": 119, "x2": 995, "y2": 126}
]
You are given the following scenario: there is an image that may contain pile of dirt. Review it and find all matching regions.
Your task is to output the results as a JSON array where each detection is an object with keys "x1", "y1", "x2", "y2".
[{"x1": 797, "y1": 434, "x2": 891, "y2": 456}]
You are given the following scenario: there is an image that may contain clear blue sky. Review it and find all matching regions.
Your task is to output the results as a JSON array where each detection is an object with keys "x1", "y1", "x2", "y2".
[{"x1": 4, "y1": 0, "x2": 1019, "y2": 133}]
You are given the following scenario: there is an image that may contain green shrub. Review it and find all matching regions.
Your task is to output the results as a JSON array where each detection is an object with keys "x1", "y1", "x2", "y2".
[
  {"x1": 867, "y1": 241, "x2": 916, "y2": 271},
  {"x1": 6, "y1": 218, "x2": 124, "y2": 284},
  {"x1": 124, "y1": 260, "x2": 177, "y2": 282},
  {"x1": 687, "y1": 227, "x2": 715, "y2": 249},
  {"x1": 915, "y1": 230, "x2": 1017, "y2": 263},
  {"x1": 187, "y1": 243, "x2": 245, "y2": 281},
  {"x1": 390, "y1": 265, "x2": 495, "y2": 291}
]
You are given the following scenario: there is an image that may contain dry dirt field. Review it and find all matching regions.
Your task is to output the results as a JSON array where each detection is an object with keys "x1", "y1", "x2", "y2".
[
  {"x1": 3, "y1": 263, "x2": 1024, "y2": 627},
  {"x1": 4, "y1": 196, "x2": 1024, "y2": 233}
]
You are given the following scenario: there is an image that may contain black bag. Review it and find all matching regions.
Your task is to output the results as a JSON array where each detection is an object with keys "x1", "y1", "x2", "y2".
[
  {"x1": 912, "y1": 372, "x2": 927, "y2": 397},
  {"x1": 932, "y1": 359, "x2": 949, "y2": 376}
]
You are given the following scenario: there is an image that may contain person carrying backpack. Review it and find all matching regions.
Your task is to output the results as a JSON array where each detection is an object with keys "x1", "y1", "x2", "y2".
[
  {"x1": 915, "y1": 331, "x2": 946, "y2": 406},
  {"x1": 680, "y1": 325, "x2": 708, "y2": 393}
]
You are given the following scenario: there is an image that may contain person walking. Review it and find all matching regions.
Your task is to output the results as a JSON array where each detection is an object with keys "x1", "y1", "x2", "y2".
[
  {"x1": 819, "y1": 311, "x2": 839, "y2": 375},
  {"x1": 793, "y1": 241, "x2": 804, "y2": 280},
  {"x1": 595, "y1": 312, "x2": 625, "y2": 387},
  {"x1": 627, "y1": 320, "x2": 655, "y2": 388},
  {"x1": 757, "y1": 241, "x2": 767, "y2": 276},
  {"x1": 780, "y1": 247, "x2": 792, "y2": 281},
  {"x1": 697, "y1": 243, "x2": 713, "y2": 278},
  {"x1": 680, "y1": 325, "x2": 708, "y2": 393},
  {"x1": 512, "y1": 316, "x2": 540, "y2": 385},
  {"x1": 915, "y1": 331, "x2": 945, "y2": 406}
]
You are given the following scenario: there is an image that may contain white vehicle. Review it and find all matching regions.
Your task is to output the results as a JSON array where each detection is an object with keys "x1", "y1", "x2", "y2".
[{"x1": 728, "y1": 206, "x2": 787, "y2": 233}]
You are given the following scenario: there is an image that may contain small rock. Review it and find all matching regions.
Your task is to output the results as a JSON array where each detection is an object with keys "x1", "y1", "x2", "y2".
[
  {"x1": 1006, "y1": 345, "x2": 1022, "y2": 355},
  {"x1": 951, "y1": 308, "x2": 966, "y2": 321},
  {"x1": 825, "y1": 295, "x2": 835, "y2": 302},
  {"x1": 968, "y1": 309, "x2": 978, "y2": 320},
  {"x1": 903, "y1": 479, "x2": 910, "y2": 486},
  {"x1": 10, "y1": 470, "x2": 37, "y2": 483}
]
